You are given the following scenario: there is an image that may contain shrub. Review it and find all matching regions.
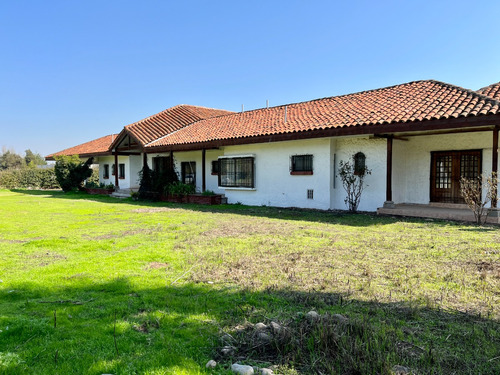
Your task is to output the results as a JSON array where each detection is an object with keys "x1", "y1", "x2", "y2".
[
  {"x1": 166, "y1": 182, "x2": 195, "y2": 196},
  {"x1": 0, "y1": 168, "x2": 59, "y2": 189},
  {"x1": 338, "y1": 155, "x2": 371, "y2": 212},
  {"x1": 460, "y1": 173, "x2": 498, "y2": 225},
  {"x1": 54, "y1": 155, "x2": 93, "y2": 192}
]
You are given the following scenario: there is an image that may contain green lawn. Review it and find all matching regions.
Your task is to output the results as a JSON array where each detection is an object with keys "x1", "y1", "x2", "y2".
[{"x1": 0, "y1": 190, "x2": 499, "y2": 374}]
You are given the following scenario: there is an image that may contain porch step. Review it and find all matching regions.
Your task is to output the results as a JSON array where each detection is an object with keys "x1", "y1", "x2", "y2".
[
  {"x1": 111, "y1": 188, "x2": 134, "y2": 199},
  {"x1": 377, "y1": 203, "x2": 500, "y2": 224}
]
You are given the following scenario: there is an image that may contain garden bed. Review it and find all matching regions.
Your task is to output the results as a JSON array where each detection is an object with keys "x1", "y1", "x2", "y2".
[
  {"x1": 160, "y1": 193, "x2": 223, "y2": 205},
  {"x1": 83, "y1": 187, "x2": 115, "y2": 195}
]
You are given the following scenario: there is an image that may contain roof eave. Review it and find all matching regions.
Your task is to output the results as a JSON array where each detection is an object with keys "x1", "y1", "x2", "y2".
[{"x1": 144, "y1": 113, "x2": 500, "y2": 153}]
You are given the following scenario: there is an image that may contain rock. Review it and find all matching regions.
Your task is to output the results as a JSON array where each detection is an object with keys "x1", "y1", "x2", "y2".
[
  {"x1": 256, "y1": 331, "x2": 271, "y2": 343},
  {"x1": 269, "y1": 321, "x2": 282, "y2": 334},
  {"x1": 260, "y1": 368, "x2": 274, "y2": 375},
  {"x1": 206, "y1": 359, "x2": 217, "y2": 368},
  {"x1": 392, "y1": 365, "x2": 411, "y2": 374},
  {"x1": 254, "y1": 322, "x2": 267, "y2": 330},
  {"x1": 231, "y1": 363, "x2": 254, "y2": 375},
  {"x1": 306, "y1": 310, "x2": 320, "y2": 322},
  {"x1": 222, "y1": 333, "x2": 235, "y2": 343},
  {"x1": 221, "y1": 345, "x2": 236, "y2": 356},
  {"x1": 332, "y1": 313, "x2": 348, "y2": 324}
]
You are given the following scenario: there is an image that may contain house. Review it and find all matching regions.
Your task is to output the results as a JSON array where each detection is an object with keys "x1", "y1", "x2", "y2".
[{"x1": 47, "y1": 79, "x2": 500, "y2": 219}]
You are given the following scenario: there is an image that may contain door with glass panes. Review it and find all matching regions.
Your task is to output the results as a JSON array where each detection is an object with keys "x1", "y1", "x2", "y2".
[{"x1": 430, "y1": 150, "x2": 481, "y2": 204}]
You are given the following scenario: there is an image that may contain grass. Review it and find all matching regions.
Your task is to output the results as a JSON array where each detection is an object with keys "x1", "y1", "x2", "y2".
[{"x1": 0, "y1": 189, "x2": 499, "y2": 374}]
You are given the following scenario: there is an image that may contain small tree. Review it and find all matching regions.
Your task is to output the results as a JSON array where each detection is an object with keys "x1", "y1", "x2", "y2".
[
  {"x1": 0, "y1": 150, "x2": 24, "y2": 170},
  {"x1": 460, "y1": 173, "x2": 498, "y2": 225},
  {"x1": 338, "y1": 155, "x2": 371, "y2": 212},
  {"x1": 24, "y1": 149, "x2": 47, "y2": 167},
  {"x1": 54, "y1": 155, "x2": 93, "y2": 192},
  {"x1": 138, "y1": 163, "x2": 154, "y2": 199}
]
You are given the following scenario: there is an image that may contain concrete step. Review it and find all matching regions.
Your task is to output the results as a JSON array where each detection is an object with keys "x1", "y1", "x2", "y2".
[{"x1": 111, "y1": 188, "x2": 133, "y2": 199}]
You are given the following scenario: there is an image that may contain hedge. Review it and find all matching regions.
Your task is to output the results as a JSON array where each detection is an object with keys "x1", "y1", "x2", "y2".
[{"x1": 0, "y1": 168, "x2": 59, "y2": 189}]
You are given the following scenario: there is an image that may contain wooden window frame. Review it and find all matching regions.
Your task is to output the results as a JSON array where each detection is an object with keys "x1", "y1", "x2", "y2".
[
  {"x1": 118, "y1": 163, "x2": 125, "y2": 179},
  {"x1": 181, "y1": 161, "x2": 196, "y2": 185},
  {"x1": 354, "y1": 152, "x2": 366, "y2": 176},
  {"x1": 290, "y1": 154, "x2": 313, "y2": 175},
  {"x1": 211, "y1": 160, "x2": 220, "y2": 175},
  {"x1": 103, "y1": 164, "x2": 110, "y2": 179}
]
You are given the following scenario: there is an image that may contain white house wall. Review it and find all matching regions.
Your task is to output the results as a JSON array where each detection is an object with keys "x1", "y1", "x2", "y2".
[
  {"x1": 220, "y1": 138, "x2": 332, "y2": 209},
  {"x1": 332, "y1": 137, "x2": 387, "y2": 212},
  {"x1": 98, "y1": 130, "x2": 498, "y2": 211},
  {"x1": 392, "y1": 131, "x2": 495, "y2": 204},
  {"x1": 97, "y1": 155, "x2": 137, "y2": 189}
]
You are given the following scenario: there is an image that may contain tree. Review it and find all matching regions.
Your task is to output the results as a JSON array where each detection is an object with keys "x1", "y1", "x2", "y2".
[
  {"x1": 54, "y1": 155, "x2": 93, "y2": 192},
  {"x1": 338, "y1": 154, "x2": 371, "y2": 212},
  {"x1": 0, "y1": 150, "x2": 24, "y2": 170},
  {"x1": 24, "y1": 149, "x2": 47, "y2": 167},
  {"x1": 460, "y1": 173, "x2": 498, "y2": 225}
]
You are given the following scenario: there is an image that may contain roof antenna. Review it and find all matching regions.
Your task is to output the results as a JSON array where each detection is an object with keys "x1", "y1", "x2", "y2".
[
  {"x1": 241, "y1": 104, "x2": 244, "y2": 113},
  {"x1": 284, "y1": 105, "x2": 287, "y2": 123},
  {"x1": 266, "y1": 100, "x2": 269, "y2": 109}
]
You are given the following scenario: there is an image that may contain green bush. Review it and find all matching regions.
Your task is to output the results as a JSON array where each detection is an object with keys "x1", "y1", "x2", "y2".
[
  {"x1": 54, "y1": 155, "x2": 93, "y2": 192},
  {"x1": 0, "y1": 168, "x2": 59, "y2": 189},
  {"x1": 166, "y1": 181, "x2": 196, "y2": 196}
]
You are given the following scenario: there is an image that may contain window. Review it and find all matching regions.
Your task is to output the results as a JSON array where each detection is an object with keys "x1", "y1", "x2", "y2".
[
  {"x1": 103, "y1": 164, "x2": 110, "y2": 179},
  {"x1": 153, "y1": 156, "x2": 170, "y2": 174},
  {"x1": 181, "y1": 162, "x2": 196, "y2": 185},
  {"x1": 119, "y1": 163, "x2": 125, "y2": 179},
  {"x1": 219, "y1": 157, "x2": 254, "y2": 188},
  {"x1": 111, "y1": 164, "x2": 116, "y2": 176},
  {"x1": 291, "y1": 154, "x2": 313, "y2": 175},
  {"x1": 211, "y1": 160, "x2": 220, "y2": 175},
  {"x1": 307, "y1": 189, "x2": 314, "y2": 199},
  {"x1": 354, "y1": 152, "x2": 366, "y2": 175}
]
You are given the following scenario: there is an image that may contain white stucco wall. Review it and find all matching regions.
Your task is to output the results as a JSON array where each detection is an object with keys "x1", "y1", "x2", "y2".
[
  {"x1": 331, "y1": 137, "x2": 387, "y2": 212},
  {"x1": 97, "y1": 155, "x2": 136, "y2": 189},
  {"x1": 98, "y1": 130, "x2": 498, "y2": 211},
  {"x1": 219, "y1": 138, "x2": 332, "y2": 209},
  {"x1": 392, "y1": 131, "x2": 495, "y2": 204}
]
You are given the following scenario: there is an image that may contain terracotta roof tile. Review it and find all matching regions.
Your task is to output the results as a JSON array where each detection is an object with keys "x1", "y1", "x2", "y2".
[
  {"x1": 147, "y1": 80, "x2": 500, "y2": 148},
  {"x1": 123, "y1": 104, "x2": 233, "y2": 146},
  {"x1": 46, "y1": 134, "x2": 118, "y2": 160},
  {"x1": 477, "y1": 81, "x2": 500, "y2": 101}
]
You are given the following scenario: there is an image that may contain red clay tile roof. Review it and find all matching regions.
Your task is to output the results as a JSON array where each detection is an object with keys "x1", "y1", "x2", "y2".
[
  {"x1": 477, "y1": 82, "x2": 500, "y2": 101},
  {"x1": 122, "y1": 104, "x2": 234, "y2": 146},
  {"x1": 46, "y1": 134, "x2": 118, "y2": 160},
  {"x1": 147, "y1": 80, "x2": 500, "y2": 148}
]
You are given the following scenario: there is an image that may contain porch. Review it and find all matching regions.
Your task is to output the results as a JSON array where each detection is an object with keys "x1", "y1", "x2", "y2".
[{"x1": 377, "y1": 203, "x2": 500, "y2": 224}]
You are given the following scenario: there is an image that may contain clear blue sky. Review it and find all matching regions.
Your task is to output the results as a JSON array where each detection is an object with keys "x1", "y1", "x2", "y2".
[{"x1": 1, "y1": 0, "x2": 500, "y2": 157}]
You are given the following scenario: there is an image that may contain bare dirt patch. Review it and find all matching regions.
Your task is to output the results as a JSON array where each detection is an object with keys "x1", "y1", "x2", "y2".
[
  {"x1": 201, "y1": 218, "x2": 294, "y2": 239},
  {"x1": 132, "y1": 207, "x2": 180, "y2": 213},
  {"x1": 143, "y1": 262, "x2": 170, "y2": 270},
  {"x1": 23, "y1": 251, "x2": 67, "y2": 267}
]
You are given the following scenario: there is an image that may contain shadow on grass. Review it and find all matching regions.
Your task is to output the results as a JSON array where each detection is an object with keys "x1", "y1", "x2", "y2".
[
  {"x1": 9, "y1": 189, "x2": 467, "y2": 228},
  {"x1": 1, "y1": 278, "x2": 499, "y2": 374}
]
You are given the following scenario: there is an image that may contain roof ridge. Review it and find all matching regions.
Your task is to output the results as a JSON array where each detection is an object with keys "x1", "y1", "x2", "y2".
[
  {"x1": 477, "y1": 81, "x2": 500, "y2": 92},
  {"x1": 426, "y1": 79, "x2": 500, "y2": 104},
  {"x1": 205, "y1": 80, "x2": 445, "y2": 117},
  {"x1": 124, "y1": 104, "x2": 233, "y2": 130}
]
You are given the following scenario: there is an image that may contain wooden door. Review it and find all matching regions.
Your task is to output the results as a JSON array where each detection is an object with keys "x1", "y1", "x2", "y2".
[{"x1": 430, "y1": 150, "x2": 481, "y2": 203}]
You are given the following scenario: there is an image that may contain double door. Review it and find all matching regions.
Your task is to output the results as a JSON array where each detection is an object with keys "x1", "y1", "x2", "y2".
[{"x1": 430, "y1": 150, "x2": 481, "y2": 204}]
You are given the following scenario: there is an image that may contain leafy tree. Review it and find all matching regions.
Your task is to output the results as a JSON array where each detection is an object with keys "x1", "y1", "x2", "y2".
[
  {"x1": 54, "y1": 155, "x2": 93, "y2": 192},
  {"x1": 24, "y1": 149, "x2": 47, "y2": 167},
  {"x1": 0, "y1": 150, "x2": 24, "y2": 170}
]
